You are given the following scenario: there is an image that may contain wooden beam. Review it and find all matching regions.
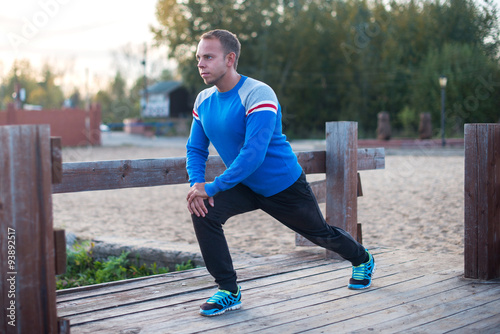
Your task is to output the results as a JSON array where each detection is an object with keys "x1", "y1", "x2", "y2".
[
  {"x1": 0, "y1": 125, "x2": 58, "y2": 333},
  {"x1": 325, "y1": 122, "x2": 358, "y2": 259},
  {"x1": 464, "y1": 123, "x2": 500, "y2": 280},
  {"x1": 50, "y1": 137, "x2": 63, "y2": 184},
  {"x1": 58, "y1": 318, "x2": 71, "y2": 334},
  {"x1": 52, "y1": 157, "x2": 189, "y2": 194},
  {"x1": 357, "y1": 147, "x2": 385, "y2": 171},
  {"x1": 53, "y1": 229, "x2": 66, "y2": 275},
  {"x1": 52, "y1": 149, "x2": 384, "y2": 194},
  {"x1": 357, "y1": 172, "x2": 363, "y2": 197},
  {"x1": 357, "y1": 223, "x2": 363, "y2": 244}
]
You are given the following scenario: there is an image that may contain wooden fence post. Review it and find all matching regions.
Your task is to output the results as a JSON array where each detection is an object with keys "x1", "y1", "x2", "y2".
[
  {"x1": 0, "y1": 125, "x2": 58, "y2": 333},
  {"x1": 464, "y1": 123, "x2": 500, "y2": 280},
  {"x1": 325, "y1": 122, "x2": 358, "y2": 259}
]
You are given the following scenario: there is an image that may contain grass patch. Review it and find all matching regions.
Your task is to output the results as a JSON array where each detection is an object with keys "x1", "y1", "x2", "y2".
[{"x1": 56, "y1": 241, "x2": 195, "y2": 290}]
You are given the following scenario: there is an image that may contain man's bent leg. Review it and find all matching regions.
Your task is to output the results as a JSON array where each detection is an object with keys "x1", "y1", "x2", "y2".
[{"x1": 191, "y1": 184, "x2": 257, "y2": 292}]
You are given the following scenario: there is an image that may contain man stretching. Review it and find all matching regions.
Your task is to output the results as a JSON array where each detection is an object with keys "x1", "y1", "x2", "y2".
[{"x1": 186, "y1": 29, "x2": 375, "y2": 317}]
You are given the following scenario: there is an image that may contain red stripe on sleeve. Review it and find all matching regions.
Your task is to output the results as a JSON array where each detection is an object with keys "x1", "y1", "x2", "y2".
[{"x1": 246, "y1": 103, "x2": 277, "y2": 116}]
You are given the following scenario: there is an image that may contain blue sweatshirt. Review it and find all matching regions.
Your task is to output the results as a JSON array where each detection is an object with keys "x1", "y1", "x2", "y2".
[{"x1": 186, "y1": 75, "x2": 303, "y2": 197}]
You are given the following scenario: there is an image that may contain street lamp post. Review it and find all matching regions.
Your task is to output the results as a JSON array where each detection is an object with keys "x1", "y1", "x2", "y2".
[{"x1": 439, "y1": 75, "x2": 447, "y2": 147}]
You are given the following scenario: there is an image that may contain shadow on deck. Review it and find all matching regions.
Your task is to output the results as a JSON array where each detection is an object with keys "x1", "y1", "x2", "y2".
[{"x1": 57, "y1": 247, "x2": 500, "y2": 333}]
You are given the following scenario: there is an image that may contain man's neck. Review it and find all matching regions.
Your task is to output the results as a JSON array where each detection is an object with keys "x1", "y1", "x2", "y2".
[{"x1": 216, "y1": 71, "x2": 241, "y2": 93}]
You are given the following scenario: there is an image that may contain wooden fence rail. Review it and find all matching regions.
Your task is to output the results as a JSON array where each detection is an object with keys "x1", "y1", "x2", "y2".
[{"x1": 52, "y1": 149, "x2": 384, "y2": 194}]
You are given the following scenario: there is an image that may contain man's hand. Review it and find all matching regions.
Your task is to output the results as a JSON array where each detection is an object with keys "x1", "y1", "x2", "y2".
[{"x1": 186, "y1": 182, "x2": 214, "y2": 217}]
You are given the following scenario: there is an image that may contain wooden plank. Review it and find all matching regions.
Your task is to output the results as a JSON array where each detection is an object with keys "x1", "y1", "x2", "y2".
[
  {"x1": 357, "y1": 147, "x2": 385, "y2": 170},
  {"x1": 296, "y1": 151, "x2": 326, "y2": 174},
  {"x1": 50, "y1": 136, "x2": 63, "y2": 184},
  {"x1": 56, "y1": 249, "x2": 389, "y2": 324},
  {"x1": 304, "y1": 176, "x2": 362, "y2": 206},
  {"x1": 57, "y1": 253, "x2": 333, "y2": 318},
  {"x1": 216, "y1": 268, "x2": 466, "y2": 333},
  {"x1": 59, "y1": 259, "x2": 340, "y2": 326},
  {"x1": 357, "y1": 223, "x2": 363, "y2": 244},
  {"x1": 53, "y1": 248, "x2": 499, "y2": 334},
  {"x1": 325, "y1": 121, "x2": 358, "y2": 258},
  {"x1": 0, "y1": 125, "x2": 58, "y2": 334},
  {"x1": 302, "y1": 148, "x2": 384, "y2": 172},
  {"x1": 357, "y1": 172, "x2": 363, "y2": 197},
  {"x1": 342, "y1": 287, "x2": 500, "y2": 334},
  {"x1": 309, "y1": 179, "x2": 326, "y2": 202},
  {"x1": 52, "y1": 149, "x2": 384, "y2": 194},
  {"x1": 57, "y1": 318, "x2": 71, "y2": 334},
  {"x1": 53, "y1": 229, "x2": 66, "y2": 275},
  {"x1": 56, "y1": 252, "x2": 331, "y2": 318},
  {"x1": 448, "y1": 312, "x2": 500, "y2": 333},
  {"x1": 58, "y1": 249, "x2": 404, "y2": 331},
  {"x1": 204, "y1": 258, "x2": 463, "y2": 334},
  {"x1": 485, "y1": 124, "x2": 500, "y2": 279},
  {"x1": 52, "y1": 156, "x2": 191, "y2": 193},
  {"x1": 59, "y1": 248, "x2": 396, "y2": 326},
  {"x1": 56, "y1": 251, "x2": 323, "y2": 302},
  {"x1": 295, "y1": 234, "x2": 315, "y2": 247},
  {"x1": 68, "y1": 251, "x2": 465, "y2": 333},
  {"x1": 409, "y1": 298, "x2": 500, "y2": 333},
  {"x1": 464, "y1": 124, "x2": 500, "y2": 279},
  {"x1": 464, "y1": 124, "x2": 479, "y2": 278},
  {"x1": 476, "y1": 124, "x2": 491, "y2": 280}
]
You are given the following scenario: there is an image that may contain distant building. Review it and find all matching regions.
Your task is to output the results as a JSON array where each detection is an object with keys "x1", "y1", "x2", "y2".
[{"x1": 140, "y1": 81, "x2": 190, "y2": 118}]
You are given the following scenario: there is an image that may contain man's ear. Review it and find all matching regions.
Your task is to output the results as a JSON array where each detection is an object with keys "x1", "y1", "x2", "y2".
[{"x1": 226, "y1": 52, "x2": 236, "y2": 68}]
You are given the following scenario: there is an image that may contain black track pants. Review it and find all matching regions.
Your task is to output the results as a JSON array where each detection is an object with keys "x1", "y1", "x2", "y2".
[{"x1": 191, "y1": 173, "x2": 367, "y2": 292}]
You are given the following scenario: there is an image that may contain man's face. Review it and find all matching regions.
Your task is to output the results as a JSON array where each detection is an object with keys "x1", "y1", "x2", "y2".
[{"x1": 196, "y1": 38, "x2": 229, "y2": 87}]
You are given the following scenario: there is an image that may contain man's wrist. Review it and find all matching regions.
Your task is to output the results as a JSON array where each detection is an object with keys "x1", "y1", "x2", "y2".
[{"x1": 204, "y1": 182, "x2": 218, "y2": 198}]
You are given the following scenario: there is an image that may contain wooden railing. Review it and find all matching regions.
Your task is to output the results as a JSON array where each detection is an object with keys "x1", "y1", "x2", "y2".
[
  {"x1": 2, "y1": 121, "x2": 498, "y2": 333},
  {"x1": 52, "y1": 122, "x2": 385, "y2": 253},
  {"x1": 2, "y1": 121, "x2": 385, "y2": 333}
]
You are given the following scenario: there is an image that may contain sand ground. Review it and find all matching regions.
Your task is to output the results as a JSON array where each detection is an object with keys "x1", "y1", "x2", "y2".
[{"x1": 53, "y1": 132, "x2": 465, "y2": 261}]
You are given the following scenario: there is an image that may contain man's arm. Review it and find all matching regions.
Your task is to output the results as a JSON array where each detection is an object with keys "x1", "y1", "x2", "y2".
[
  {"x1": 186, "y1": 115, "x2": 214, "y2": 217},
  {"x1": 186, "y1": 117, "x2": 210, "y2": 186}
]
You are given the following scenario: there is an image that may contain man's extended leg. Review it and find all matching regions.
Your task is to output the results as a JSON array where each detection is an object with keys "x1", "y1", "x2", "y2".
[{"x1": 257, "y1": 173, "x2": 375, "y2": 288}]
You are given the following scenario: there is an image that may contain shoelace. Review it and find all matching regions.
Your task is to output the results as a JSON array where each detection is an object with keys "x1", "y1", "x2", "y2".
[
  {"x1": 352, "y1": 263, "x2": 370, "y2": 280},
  {"x1": 207, "y1": 290, "x2": 237, "y2": 306}
]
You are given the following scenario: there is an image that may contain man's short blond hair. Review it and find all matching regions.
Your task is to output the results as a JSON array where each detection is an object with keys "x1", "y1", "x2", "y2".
[{"x1": 201, "y1": 29, "x2": 241, "y2": 70}]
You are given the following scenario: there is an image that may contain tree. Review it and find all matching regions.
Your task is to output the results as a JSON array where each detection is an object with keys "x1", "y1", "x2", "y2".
[
  {"x1": 1, "y1": 59, "x2": 38, "y2": 108},
  {"x1": 0, "y1": 60, "x2": 67, "y2": 109},
  {"x1": 411, "y1": 43, "x2": 500, "y2": 136},
  {"x1": 94, "y1": 71, "x2": 141, "y2": 125},
  {"x1": 69, "y1": 89, "x2": 84, "y2": 109},
  {"x1": 152, "y1": 0, "x2": 500, "y2": 138},
  {"x1": 94, "y1": 90, "x2": 113, "y2": 124},
  {"x1": 27, "y1": 63, "x2": 64, "y2": 109}
]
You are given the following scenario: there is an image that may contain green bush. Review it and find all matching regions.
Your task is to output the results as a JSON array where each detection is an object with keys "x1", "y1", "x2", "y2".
[
  {"x1": 56, "y1": 241, "x2": 195, "y2": 290},
  {"x1": 396, "y1": 106, "x2": 419, "y2": 137}
]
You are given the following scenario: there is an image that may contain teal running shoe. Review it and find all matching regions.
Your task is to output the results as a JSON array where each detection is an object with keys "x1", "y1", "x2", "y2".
[
  {"x1": 348, "y1": 250, "x2": 375, "y2": 289},
  {"x1": 199, "y1": 286, "x2": 242, "y2": 316}
]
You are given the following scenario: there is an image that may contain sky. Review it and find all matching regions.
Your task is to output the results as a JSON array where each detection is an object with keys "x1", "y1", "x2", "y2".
[{"x1": 0, "y1": 0, "x2": 173, "y2": 94}]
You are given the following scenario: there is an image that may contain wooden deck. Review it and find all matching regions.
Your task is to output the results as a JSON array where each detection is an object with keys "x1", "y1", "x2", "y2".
[{"x1": 56, "y1": 247, "x2": 500, "y2": 333}]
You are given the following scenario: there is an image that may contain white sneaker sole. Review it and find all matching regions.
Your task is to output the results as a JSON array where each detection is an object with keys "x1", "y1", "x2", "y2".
[{"x1": 199, "y1": 302, "x2": 242, "y2": 317}]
